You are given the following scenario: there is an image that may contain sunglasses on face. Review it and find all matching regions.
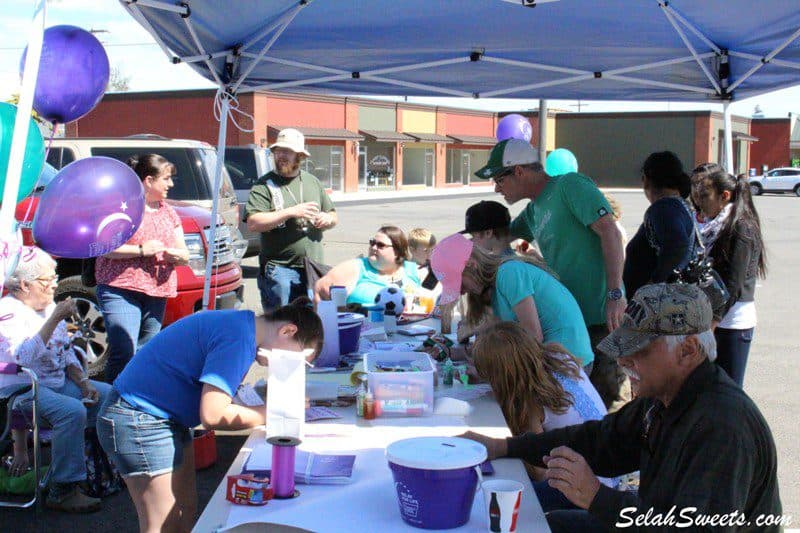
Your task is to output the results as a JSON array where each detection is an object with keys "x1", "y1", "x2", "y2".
[
  {"x1": 492, "y1": 169, "x2": 514, "y2": 185},
  {"x1": 369, "y1": 239, "x2": 393, "y2": 250}
]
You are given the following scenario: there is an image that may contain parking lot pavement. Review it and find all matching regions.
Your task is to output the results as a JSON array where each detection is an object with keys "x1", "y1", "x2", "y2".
[{"x1": 241, "y1": 190, "x2": 800, "y2": 519}]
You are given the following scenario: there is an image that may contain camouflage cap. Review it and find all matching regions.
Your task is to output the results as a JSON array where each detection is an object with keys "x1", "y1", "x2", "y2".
[{"x1": 597, "y1": 283, "x2": 713, "y2": 359}]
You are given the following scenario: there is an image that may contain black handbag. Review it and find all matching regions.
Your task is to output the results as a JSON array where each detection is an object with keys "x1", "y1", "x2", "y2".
[
  {"x1": 673, "y1": 203, "x2": 730, "y2": 319},
  {"x1": 81, "y1": 258, "x2": 97, "y2": 287}
]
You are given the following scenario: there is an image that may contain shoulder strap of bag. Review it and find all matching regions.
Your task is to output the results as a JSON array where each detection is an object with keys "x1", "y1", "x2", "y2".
[{"x1": 266, "y1": 179, "x2": 286, "y2": 229}]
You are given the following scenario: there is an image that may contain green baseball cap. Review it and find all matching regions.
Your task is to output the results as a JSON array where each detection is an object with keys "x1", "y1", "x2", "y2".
[
  {"x1": 597, "y1": 283, "x2": 713, "y2": 359},
  {"x1": 474, "y1": 138, "x2": 539, "y2": 180}
]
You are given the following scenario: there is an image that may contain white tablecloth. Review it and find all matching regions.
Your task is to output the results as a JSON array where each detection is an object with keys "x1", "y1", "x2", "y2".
[{"x1": 193, "y1": 321, "x2": 549, "y2": 533}]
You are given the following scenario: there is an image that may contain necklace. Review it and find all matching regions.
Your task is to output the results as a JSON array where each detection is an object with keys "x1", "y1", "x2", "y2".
[{"x1": 282, "y1": 174, "x2": 303, "y2": 206}]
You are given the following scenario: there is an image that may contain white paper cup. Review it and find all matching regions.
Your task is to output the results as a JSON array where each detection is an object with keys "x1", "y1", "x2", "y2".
[
  {"x1": 383, "y1": 313, "x2": 398, "y2": 335},
  {"x1": 482, "y1": 479, "x2": 523, "y2": 532},
  {"x1": 330, "y1": 286, "x2": 347, "y2": 308}
]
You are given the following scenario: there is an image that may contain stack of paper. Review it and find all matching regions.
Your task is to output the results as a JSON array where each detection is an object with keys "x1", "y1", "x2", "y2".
[{"x1": 244, "y1": 443, "x2": 356, "y2": 485}]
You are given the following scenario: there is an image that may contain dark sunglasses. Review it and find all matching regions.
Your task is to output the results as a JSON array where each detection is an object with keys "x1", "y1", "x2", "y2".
[
  {"x1": 369, "y1": 239, "x2": 393, "y2": 250},
  {"x1": 492, "y1": 168, "x2": 514, "y2": 185}
]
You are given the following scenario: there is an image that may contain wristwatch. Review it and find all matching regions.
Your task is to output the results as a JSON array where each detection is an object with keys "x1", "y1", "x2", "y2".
[{"x1": 607, "y1": 288, "x2": 624, "y2": 301}]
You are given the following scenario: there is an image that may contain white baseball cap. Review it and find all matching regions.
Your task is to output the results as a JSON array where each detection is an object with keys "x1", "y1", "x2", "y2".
[
  {"x1": 475, "y1": 138, "x2": 539, "y2": 180},
  {"x1": 270, "y1": 128, "x2": 310, "y2": 156}
]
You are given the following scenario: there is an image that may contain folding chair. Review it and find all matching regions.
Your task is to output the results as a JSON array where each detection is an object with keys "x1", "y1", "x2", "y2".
[{"x1": 0, "y1": 362, "x2": 46, "y2": 509}]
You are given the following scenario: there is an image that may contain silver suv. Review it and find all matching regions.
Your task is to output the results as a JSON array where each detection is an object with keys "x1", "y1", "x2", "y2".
[
  {"x1": 225, "y1": 145, "x2": 274, "y2": 256},
  {"x1": 47, "y1": 135, "x2": 248, "y2": 254},
  {"x1": 748, "y1": 167, "x2": 800, "y2": 197}
]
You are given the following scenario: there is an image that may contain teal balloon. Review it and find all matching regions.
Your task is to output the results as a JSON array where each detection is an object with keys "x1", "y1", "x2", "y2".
[
  {"x1": 0, "y1": 103, "x2": 45, "y2": 203},
  {"x1": 545, "y1": 148, "x2": 579, "y2": 177}
]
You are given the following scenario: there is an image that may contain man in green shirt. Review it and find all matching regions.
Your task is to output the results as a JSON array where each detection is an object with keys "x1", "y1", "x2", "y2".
[
  {"x1": 475, "y1": 139, "x2": 625, "y2": 407},
  {"x1": 244, "y1": 128, "x2": 337, "y2": 312}
]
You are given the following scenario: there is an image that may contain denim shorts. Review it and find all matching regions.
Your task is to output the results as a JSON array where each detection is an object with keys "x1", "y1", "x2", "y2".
[{"x1": 96, "y1": 388, "x2": 192, "y2": 477}]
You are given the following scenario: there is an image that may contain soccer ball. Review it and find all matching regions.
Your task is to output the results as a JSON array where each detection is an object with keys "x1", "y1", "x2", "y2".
[{"x1": 374, "y1": 285, "x2": 406, "y2": 315}]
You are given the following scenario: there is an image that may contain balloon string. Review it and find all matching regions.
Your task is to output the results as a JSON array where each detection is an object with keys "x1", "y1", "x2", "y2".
[
  {"x1": 214, "y1": 89, "x2": 255, "y2": 133},
  {"x1": 20, "y1": 122, "x2": 58, "y2": 230}
]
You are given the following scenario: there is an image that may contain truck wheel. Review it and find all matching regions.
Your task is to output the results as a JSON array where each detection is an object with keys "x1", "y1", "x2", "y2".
[
  {"x1": 750, "y1": 182, "x2": 763, "y2": 196},
  {"x1": 54, "y1": 276, "x2": 109, "y2": 381}
]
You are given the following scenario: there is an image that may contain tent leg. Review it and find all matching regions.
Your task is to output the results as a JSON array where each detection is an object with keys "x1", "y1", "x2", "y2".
[
  {"x1": 723, "y1": 101, "x2": 734, "y2": 174},
  {"x1": 201, "y1": 93, "x2": 231, "y2": 311},
  {"x1": 538, "y1": 99, "x2": 547, "y2": 163}
]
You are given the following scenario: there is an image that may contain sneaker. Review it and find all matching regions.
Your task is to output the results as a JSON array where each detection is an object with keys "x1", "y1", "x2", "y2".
[{"x1": 46, "y1": 483, "x2": 101, "y2": 513}]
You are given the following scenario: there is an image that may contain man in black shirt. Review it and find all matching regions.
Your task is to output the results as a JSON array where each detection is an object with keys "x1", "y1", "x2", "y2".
[{"x1": 463, "y1": 283, "x2": 781, "y2": 532}]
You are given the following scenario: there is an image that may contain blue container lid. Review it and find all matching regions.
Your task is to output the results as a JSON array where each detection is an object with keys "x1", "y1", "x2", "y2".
[
  {"x1": 338, "y1": 312, "x2": 365, "y2": 326},
  {"x1": 386, "y1": 437, "x2": 486, "y2": 470}
]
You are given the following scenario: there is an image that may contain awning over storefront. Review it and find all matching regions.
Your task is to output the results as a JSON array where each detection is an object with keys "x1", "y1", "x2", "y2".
[
  {"x1": 269, "y1": 126, "x2": 363, "y2": 141},
  {"x1": 447, "y1": 134, "x2": 497, "y2": 146},
  {"x1": 404, "y1": 132, "x2": 454, "y2": 143},
  {"x1": 359, "y1": 130, "x2": 415, "y2": 143},
  {"x1": 733, "y1": 132, "x2": 759, "y2": 142}
]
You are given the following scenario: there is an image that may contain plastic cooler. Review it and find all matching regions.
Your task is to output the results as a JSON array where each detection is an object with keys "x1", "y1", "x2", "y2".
[
  {"x1": 386, "y1": 437, "x2": 487, "y2": 529},
  {"x1": 365, "y1": 351, "x2": 434, "y2": 416},
  {"x1": 337, "y1": 312, "x2": 365, "y2": 354}
]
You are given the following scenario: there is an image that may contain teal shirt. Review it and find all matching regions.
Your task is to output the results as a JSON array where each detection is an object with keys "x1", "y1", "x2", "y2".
[
  {"x1": 346, "y1": 258, "x2": 421, "y2": 306},
  {"x1": 509, "y1": 172, "x2": 612, "y2": 327},
  {"x1": 492, "y1": 261, "x2": 594, "y2": 367}
]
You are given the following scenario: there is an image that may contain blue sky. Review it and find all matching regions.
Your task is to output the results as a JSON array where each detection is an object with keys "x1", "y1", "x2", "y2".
[{"x1": 3, "y1": 0, "x2": 800, "y2": 119}]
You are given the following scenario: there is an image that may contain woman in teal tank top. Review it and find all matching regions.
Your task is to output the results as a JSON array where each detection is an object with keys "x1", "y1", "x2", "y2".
[{"x1": 315, "y1": 225, "x2": 421, "y2": 306}]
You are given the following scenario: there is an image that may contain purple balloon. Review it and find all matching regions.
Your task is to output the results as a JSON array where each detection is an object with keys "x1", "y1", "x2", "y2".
[
  {"x1": 33, "y1": 157, "x2": 144, "y2": 259},
  {"x1": 496, "y1": 114, "x2": 533, "y2": 142},
  {"x1": 21, "y1": 25, "x2": 109, "y2": 124}
]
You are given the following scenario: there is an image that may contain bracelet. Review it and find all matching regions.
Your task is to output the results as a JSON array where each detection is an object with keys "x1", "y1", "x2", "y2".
[
  {"x1": 79, "y1": 377, "x2": 89, "y2": 384},
  {"x1": 139, "y1": 244, "x2": 144, "y2": 257}
]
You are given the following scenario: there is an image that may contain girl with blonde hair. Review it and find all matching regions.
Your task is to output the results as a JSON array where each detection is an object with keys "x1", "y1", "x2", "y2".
[{"x1": 471, "y1": 321, "x2": 611, "y2": 511}]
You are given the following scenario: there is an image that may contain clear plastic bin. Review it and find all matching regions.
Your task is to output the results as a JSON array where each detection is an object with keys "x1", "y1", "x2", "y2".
[{"x1": 365, "y1": 351, "x2": 435, "y2": 417}]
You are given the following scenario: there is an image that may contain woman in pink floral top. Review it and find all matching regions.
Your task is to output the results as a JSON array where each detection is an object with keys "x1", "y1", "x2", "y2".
[{"x1": 95, "y1": 154, "x2": 189, "y2": 381}]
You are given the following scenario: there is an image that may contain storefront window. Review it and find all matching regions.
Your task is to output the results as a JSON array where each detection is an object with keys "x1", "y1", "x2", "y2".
[
  {"x1": 447, "y1": 148, "x2": 490, "y2": 184},
  {"x1": 302, "y1": 144, "x2": 344, "y2": 191},
  {"x1": 362, "y1": 141, "x2": 395, "y2": 189},
  {"x1": 403, "y1": 146, "x2": 434, "y2": 186}
]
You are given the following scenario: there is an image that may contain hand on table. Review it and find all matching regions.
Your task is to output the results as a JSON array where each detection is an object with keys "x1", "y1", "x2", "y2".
[{"x1": 543, "y1": 446, "x2": 600, "y2": 510}]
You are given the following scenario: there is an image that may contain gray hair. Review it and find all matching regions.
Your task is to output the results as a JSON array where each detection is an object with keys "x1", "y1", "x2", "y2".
[
  {"x1": 4, "y1": 247, "x2": 57, "y2": 293},
  {"x1": 664, "y1": 331, "x2": 717, "y2": 362}
]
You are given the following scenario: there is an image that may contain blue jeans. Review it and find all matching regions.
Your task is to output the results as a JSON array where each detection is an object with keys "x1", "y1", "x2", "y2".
[
  {"x1": 97, "y1": 285, "x2": 167, "y2": 382},
  {"x1": 96, "y1": 388, "x2": 192, "y2": 477},
  {"x1": 714, "y1": 327, "x2": 754, "y2": 387},
  {"x1": 15, "y1": 379, "x2": 112, "y2": 484},
  {"x1": 257, "y1": 264, "x2": 308, "y2": 313}
]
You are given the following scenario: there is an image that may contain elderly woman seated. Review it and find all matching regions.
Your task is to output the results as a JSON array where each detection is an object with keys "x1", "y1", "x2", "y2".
[
  {"x1": 0, "y1": 246, "x2": 111, "y2": 513},
  {"x1": 315, "y1": 225, "x2": 421, "y2": 306}
]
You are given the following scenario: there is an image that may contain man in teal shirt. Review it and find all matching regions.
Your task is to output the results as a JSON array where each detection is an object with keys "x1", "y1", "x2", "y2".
[{"x1": 475, "y1": 139, "x2": 626, "y2": 407}]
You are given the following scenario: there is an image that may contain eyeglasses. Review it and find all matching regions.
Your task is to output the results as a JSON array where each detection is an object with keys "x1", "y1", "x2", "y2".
[
  {"x1": 368, "y1": 239, "x2": 393, "y2": 250},
  {"x1": 492, "y1": 169, "x2": 514, "y2": 185},
  {"x1": 35, "y1": 275, "x2": 58, "y2": 286}
]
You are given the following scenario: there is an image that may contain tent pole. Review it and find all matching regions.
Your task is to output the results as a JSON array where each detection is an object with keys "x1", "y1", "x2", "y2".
[
  {"x1": 538, "y1": 100, "x2": 547, "y2": 163},
  {"x1": 0, "y1": 0, "x2": 45, "y2": 234},
  {"x1": 728, "y1": 25, "x2": 800, "y2": 92},
  {"x1": 723, "y1": 101, "x2": 734, "y2": 174},
  {"x1": 202, "y1": 93, "x2": 231, "y2": 311},
  {"x1": 659, "y1": 5, "x2": 721, "y2": 93}
]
